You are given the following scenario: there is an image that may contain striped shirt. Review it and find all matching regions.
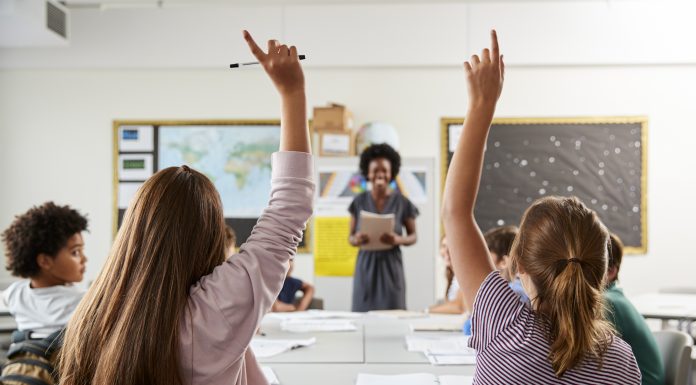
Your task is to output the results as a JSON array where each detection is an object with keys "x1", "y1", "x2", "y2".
[{"x1": 469, "y1": 271, "x2": 641, "y2": 384}]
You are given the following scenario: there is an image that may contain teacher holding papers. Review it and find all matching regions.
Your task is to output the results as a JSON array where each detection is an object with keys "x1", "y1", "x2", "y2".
[{"x1": 348, "y1": 143, "x2": 419, "y2": 311}]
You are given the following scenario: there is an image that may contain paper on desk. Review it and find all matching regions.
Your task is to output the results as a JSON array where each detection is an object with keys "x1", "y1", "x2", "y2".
[
  {"x1": 368, "y1": 309, "x2": 426, "y2": 319},
  {"x1": 358, "y1": 211, "x2": 395, "y2": 251},
  {"x1": 261, "y1": 367, "x2": 280, "y2": 384},
  {"x1": 439, "y1": 375, "x2": 474, "y2": 385},
  {"x1": 405, "y1": 335, "x2": 470, "y2": 352},
  {"x1": 280, "y1": 319, "x2": 357, "y2": 333},
  {"x1": 425, "y1": 352, "x2": 476, "y2": 365},
  {"x1": 267, "y1": 310, "x2": 363, "y2": 321},
  {"x1": 250, "y1": 337, "x2": 316, "y2": 358},
  {"x1": 409, "y1": 321, "x2": 463, "y2": 332},
  {"x1": 355, "y1": 373, "x2": 438, "y2": 385}
]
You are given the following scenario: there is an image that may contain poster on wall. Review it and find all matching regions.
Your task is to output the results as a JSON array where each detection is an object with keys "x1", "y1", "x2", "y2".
[
  {"x1": 113, "y1": 120, "x2": 310, "y2": 252},
  {"x1": 441, "y1": 117, "x2": 648, "y2": 254}
]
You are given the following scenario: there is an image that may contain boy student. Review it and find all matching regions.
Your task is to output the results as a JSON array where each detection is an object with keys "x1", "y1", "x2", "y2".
[
  {"x1": 1, "y1": 202, "x2": 88, "y2": 336},
  {"x1": 272, "y1": 259, "x2": 315, "y2": 312},
  {"x1": 484, "y1": 225, "x2": 528, "y2": 304},
  {"x1": 442, "y1": 30, "x2": 640, "y2": 383},
  {"x1": 605, "y1": 233, "x2": 665, "y2": 385}
]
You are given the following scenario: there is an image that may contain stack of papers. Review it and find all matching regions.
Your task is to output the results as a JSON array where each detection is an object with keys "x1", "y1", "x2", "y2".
[
  {"x1": 250, "y1": 337, "x2": 316, "y2": 358},
  {"x1": 261, "y1": 367, "x2": 280, "y2": 384},
  {"x1": 280, "y1": 319, "x2": 357, "y2": 333},
  {"x1": 359, "y1": 211, "x2": 395, "y2": 251},
  {"x1": 368, "y1": 310, "x2": 427, "y2": 319},
  {"x1": 405, "y1": 335, "x2": 476, "y2": 366},
  {"x1": 355, "y1": 373, "x2": 474, "y2": 385}
]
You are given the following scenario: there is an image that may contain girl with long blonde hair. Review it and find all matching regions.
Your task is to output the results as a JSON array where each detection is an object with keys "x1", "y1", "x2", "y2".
[
  {"x1": 441, "y1": 30, "x2": 641, "y2": 383},
  {"x1": 58, "y1": 31, "x2": 314, "y2": 385}
]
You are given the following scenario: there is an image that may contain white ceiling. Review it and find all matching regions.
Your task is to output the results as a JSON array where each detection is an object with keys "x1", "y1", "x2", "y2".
[{"x1": 62, "y1": 0, "x2": 609, "y2": 8}]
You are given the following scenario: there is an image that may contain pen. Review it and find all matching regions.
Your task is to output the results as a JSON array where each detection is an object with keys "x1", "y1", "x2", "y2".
[{"x1": 230, "y1": 55, "x2": 306, "y2": 68}]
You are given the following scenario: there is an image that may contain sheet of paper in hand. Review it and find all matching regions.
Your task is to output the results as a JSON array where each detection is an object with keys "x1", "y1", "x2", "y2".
[{"x1": 359, "y1": 210, "x2": 395, "y2": 251}]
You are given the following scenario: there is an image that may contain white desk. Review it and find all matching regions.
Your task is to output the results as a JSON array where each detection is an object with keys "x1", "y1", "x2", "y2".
[
  {"x1": 630, "y1": 293, "x2": 696, "y2": 322},
  {"x1": 258, "y1": 315, "x2": 474, "y2": 385}
]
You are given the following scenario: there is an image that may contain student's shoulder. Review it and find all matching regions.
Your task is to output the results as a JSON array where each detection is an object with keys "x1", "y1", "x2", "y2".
[
  {"x1": 3, "y1": 280, "x2": 29, "y2": 298},
  {"x1": 606, "y1": 335, "x2": 642, "y2": 370},
  {"x1": 2, "y1": 280, "x2": 30, "y2": 308}
]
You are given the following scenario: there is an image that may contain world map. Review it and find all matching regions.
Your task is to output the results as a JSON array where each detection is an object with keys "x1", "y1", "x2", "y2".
[{"x1": 158, "y1": 125, "x2": 280, "y2": 218}]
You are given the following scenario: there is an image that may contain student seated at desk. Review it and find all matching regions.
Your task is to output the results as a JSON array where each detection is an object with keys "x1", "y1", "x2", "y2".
[
  {"x1": 428, "y1": 237, "x2": 466, "y2": 314},
  {"x1": 461, "y1": 226, "x2": 526, "y2": 334},
  {"x1": 58, "y1": 31, "x2": 314, "y2": 385},
  {"x1": 484, "y1": 225, "x2": 529, "y2": 305},
  {"x1": 604, "y1": 233, "x2": 665, "y2": 385},
  {"x1": 442, "y1": 30, "x2": 640, "y2": 383},
  {"x1": 272, "y1": 259, "x2": 315, "y2": 312},
  {"x1": 1, "y1": 202, "x2": 88, "y2": 337}
]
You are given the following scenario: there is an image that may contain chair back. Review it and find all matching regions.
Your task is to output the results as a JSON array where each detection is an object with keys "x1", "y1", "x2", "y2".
[{"x1": 653, "y1": 330, "x2": 693, "y2": 385}]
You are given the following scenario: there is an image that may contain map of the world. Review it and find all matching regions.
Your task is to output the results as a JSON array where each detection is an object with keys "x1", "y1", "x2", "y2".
[{"x1": 158, "y1": 125, "x2": 280, "y2": 218}]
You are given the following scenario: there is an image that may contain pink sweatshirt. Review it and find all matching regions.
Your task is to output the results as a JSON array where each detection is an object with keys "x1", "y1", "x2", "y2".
[{"x1": 178, "y1": 151, "x2": 314, "y2": 385}]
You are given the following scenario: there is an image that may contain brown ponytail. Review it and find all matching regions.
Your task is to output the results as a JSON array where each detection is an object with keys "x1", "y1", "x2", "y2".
[{"x1": 511, "y1": 196, "x2": 614, "y2": 377}]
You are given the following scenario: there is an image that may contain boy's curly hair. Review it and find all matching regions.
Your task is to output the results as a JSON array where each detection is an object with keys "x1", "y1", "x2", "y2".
[
  {"x1": 359, "y1": 143, "x2": 401, "y2": 181},
  {"x1": 2, "y1": 202, "x2": 88, "y2": 278}
]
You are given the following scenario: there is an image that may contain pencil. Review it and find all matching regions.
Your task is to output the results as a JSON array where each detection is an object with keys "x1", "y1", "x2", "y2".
[{"x1": 230, "y1": 55, "x2": 306, "y2": 68}]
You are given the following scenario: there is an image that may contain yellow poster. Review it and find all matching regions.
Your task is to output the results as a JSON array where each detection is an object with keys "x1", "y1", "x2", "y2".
[{"x1": 314, "y1": 216, "x2": 359, "y2": 277}]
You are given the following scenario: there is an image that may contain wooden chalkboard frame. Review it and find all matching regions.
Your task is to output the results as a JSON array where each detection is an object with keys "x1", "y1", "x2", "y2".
[
  {"x1": 440, "y1": 116, "x2": 648, "y2": 254},
  {"x1": 113, "y1": 119, "x2": 311, "y2": 253}
]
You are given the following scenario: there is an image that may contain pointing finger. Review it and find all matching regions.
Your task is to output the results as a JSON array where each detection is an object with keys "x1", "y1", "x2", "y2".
[
  {"x1": 243, "y1": 30, "x2": 266, "y2": 61},
  {"x1": 491, "y1": 29, "x2": 500, "y2": 63}
]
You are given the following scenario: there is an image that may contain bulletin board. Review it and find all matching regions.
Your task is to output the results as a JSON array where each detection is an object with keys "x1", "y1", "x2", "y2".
[
  {"x1": 441, "y1": 117, "x2": 648, "y2": 254},
  {"x1": 113, "y1": 120, "x2": 310, "y2": 252}
]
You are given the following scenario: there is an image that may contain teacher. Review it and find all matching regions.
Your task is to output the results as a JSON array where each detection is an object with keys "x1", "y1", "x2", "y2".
[{"x1": 348, "y1": 143, "x2": 419, "y2": 311}]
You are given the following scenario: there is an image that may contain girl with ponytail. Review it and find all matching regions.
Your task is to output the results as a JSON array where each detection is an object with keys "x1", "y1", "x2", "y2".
[{"x1": 442, "y1": 30, "x2": 640, "y2": 383}]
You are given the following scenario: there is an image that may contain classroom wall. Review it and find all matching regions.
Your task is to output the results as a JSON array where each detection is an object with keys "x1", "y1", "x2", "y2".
[{"x1": 2, "y1": 1, "x2": 696, "y2": 304}]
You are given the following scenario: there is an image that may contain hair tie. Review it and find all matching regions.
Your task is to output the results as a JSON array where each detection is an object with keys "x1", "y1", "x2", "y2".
[{"x1": 567, "y1": 258, "x2": 582, "y2": 264}]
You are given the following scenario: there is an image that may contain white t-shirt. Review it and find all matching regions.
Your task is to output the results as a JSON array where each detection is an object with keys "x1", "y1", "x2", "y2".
[
  {"x1": 447, "y1": 278, "x2": 460, "y2": 302},
  {"x1": 2, "y1": 280, "x2": 85, "y2": 334}
]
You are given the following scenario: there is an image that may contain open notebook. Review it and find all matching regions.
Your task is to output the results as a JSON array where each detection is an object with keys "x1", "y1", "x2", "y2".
[{"x1": 356, "y1": 373, "x2": 474, "y2": 385}]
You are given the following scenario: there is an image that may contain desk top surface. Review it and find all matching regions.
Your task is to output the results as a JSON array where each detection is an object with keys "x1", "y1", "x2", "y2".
[{"x1": 257, "y1": 313, "x2": 473, "y2": 384}]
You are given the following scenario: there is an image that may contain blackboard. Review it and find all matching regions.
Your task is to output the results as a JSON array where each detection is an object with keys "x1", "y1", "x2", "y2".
[
  {"x1": 441, "y1": 117, "x2": 647, "y2": 254},
  {"x1": 113, "y1": 120, "x2": 309, "y2": 252}
]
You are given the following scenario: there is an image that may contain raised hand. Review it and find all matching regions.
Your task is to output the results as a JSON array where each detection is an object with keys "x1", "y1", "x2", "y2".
[
  {"x1": 464, "y1": 30, "x2": 505, "y2": 108},
  {"x1": 243, "y1": 30, "x2": 310, "y2": 153},
  {"x1": 243, "y1": 30, "x2": 305, "y2": 97}
]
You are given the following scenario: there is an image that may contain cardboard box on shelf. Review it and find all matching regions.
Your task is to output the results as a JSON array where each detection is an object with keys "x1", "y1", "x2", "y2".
[
  {"x1": 313, "y1": 103, "x2": 354, "y2": 132},
  {"x1": 318, "y1": 129, "x2": 355, "y2": 157}
]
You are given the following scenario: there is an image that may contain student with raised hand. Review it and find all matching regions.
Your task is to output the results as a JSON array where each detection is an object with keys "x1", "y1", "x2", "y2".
[
  {"x1": 441, "y1": 30, "x2": 641, "y2": 383},
  {"x1": 58, "y1": 30, "x2": 314, "y2": 385}
]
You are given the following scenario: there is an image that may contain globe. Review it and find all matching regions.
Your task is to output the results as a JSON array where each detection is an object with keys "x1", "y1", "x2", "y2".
[{"x1": 355, "y1": 122, "x2": 400, "y2": 155}]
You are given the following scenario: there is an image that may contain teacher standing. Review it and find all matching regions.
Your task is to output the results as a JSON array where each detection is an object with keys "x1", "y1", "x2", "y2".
[{"x1": 348, "y1": 143, "x2": 419, "y2": 312}]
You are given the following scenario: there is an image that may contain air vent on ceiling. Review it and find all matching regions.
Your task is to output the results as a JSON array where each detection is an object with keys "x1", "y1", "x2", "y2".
[
  {"x1": 46, "y1": 0, "x2": 67, "y2": 38},
  {"x1": 0, "y1": 0, "x2": 69, "y2": 47}
]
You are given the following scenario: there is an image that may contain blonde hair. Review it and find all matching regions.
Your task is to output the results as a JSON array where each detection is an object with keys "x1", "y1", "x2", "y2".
[
  {"x1": 59, "y1": 165, "x2": 227, "y2": 385},
  {"x1": 511, "y1": 196, "x2": 614, "y2": 377}
]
